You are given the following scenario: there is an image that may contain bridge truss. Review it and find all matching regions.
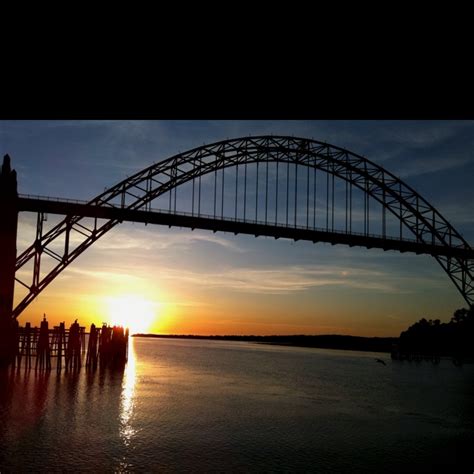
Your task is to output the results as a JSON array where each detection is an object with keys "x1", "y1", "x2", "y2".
[{"x1": 13, "y1": 136, "x2": 474, "y2": 318}]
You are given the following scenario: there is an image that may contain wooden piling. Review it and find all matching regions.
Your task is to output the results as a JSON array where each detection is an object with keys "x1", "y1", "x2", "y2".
[
  {"x1": 14, "y1": 317, "x2": 129, "y2": 372},
  {"x1": 54, "y1": 322, "x2": 66, "y2": 372},
  {"x1": 66, "y1": 320, "x2": 82, "y2": 370},
  {"x1": 80, "y1": 326, "x2": 86, "y2": 354},
  {"x1": 86, "y1": 323, "x2": 98, "y2": 369},
  {"x1": 35, "y1": 315, "x2": 51, "y2": 371},
  {"x1": 24, "y1": 322, "x2": 32, "y2": 369},
  {"x1": 16, "y1": 322, "x2": 31, "y2": 369}
]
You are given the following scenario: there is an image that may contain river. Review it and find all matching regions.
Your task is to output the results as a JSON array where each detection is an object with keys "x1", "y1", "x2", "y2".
[{"x1": 1, "y1": 337, "x2": 473, "y2": 472}]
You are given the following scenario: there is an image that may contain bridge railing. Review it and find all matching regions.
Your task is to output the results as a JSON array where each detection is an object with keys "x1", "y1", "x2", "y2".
[
  {"x1": 19, "y1": 193, "x2": 422, "y2": 245},
  {"x1": 19, "y1": 193, "x2": 90, "y2": 205},
  {"x1": 148, "y1": 207, "x2": 423, "y2": 244}
]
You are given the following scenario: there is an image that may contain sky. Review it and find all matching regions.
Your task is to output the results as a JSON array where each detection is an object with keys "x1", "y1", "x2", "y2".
[{"x1": 1, "y1": 120, "x2": 473, "y2": 337}]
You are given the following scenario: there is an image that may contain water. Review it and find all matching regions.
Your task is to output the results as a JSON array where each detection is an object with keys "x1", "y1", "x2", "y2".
[{"x1": 1, "y1": 337, "x2": 473, "y2": 473}]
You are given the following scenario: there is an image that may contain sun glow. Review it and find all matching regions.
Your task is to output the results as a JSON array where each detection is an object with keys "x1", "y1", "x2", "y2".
[{"x1": 107, "y1": 294, "x2": 158, "y2": 334}]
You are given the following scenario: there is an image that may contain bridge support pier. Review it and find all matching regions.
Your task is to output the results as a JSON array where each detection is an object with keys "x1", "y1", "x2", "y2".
[{"x1": 0, "y1": 155, "x2": 18, "y2": 367}]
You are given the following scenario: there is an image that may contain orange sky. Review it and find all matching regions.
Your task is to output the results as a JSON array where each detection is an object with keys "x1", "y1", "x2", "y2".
[
  {"x1": 7, "y1": 121, "x2": 474, "y2": 337},
  {"x1": 14, "y1": 222, "x2": 464, "y2": 338}
]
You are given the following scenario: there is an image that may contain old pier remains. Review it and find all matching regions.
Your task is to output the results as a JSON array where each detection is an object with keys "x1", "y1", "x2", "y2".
[{"x1": 13, "y1": 315, "x2": 129, "y2": 371}]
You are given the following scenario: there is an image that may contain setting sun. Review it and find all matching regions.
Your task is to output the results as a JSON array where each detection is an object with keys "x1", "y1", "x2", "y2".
[{"x1": 106, "y1": 295, "x2": 158, "y2": 334}]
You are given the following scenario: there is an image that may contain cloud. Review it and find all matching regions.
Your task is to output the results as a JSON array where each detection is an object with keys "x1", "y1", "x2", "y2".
[
  {"x1": 156, "y1": 264, "x2": 401, "y2": 294},
  {"x1": 62, "y1": 267, "x2": 144, "y2": 283},
  {"x1": 92, "y1": 227, "x2": 243, "y2": 253},
  {"x1": 390, "y1": 153, "x2": 472, "y2": 178},
  {"x1": 16, "y1": 212, "x2": 244, "y2": 261}
]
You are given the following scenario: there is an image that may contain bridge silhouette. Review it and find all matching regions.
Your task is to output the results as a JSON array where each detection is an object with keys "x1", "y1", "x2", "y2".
[{"x1": 1, "y1": 136, "x2": 474, "y2": 329}]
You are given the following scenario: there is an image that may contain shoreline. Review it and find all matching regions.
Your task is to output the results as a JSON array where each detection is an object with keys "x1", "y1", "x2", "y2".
[{"x1": 132, "y1": 333, "x2": 398, "y2": 354}]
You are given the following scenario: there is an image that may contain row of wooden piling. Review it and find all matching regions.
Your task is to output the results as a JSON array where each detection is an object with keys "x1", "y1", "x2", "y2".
[
  {"x1": 12, "y1": 315, "x2": 129, "y2": 372},
  {"x1": 86, "y1": 323, "x2": 129, "y2": 370}
]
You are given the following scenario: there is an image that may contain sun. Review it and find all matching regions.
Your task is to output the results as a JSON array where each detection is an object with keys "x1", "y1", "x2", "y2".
[{"x1": 106, "y1": 294, "x2": 158, "y2": 334}]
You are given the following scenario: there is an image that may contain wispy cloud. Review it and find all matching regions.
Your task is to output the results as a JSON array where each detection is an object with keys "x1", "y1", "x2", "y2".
[
  {"x1": 16, "y1": 214, "x2": 244, "y2": 256},
  {"x1": 92, "y1": 227, "x2": 244, "y2": 253},
  {"x1": 390, "y1": 153, "x2": 473, "y2": 178},
  {"x1": 63, "y1": 267, "x2": 144, "y2": 283},
  {"x1": 156, "y1": 264, "x2": 401, "y2": 294}
]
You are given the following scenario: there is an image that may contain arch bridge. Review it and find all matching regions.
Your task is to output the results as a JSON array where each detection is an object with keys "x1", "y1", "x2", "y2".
[{"x1": 1, "y1": 136, "x2": 473, "y2": 322}]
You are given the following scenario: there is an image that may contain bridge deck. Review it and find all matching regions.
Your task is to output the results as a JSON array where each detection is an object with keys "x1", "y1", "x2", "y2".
[{"x1": 17, "y1": 196, "x2": 474, "y2": 260}]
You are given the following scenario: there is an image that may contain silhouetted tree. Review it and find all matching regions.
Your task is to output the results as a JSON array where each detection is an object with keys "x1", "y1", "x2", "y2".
[
  {"x1": 399, "y1": 306, "x2": 474, "y2": 361},
  {"x1": 451, "y1": 308, "x2": 470, "y2": 324}
]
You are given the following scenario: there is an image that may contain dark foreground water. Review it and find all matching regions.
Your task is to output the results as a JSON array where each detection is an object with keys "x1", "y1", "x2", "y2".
[{"x1": 1, "y1": 337, "x2": 473, "y2": 473}]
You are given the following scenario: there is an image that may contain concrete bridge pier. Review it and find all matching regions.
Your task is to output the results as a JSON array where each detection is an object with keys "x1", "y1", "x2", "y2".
[{"x1": 0, "y1": 155, "x2": 19, "y2": 367}]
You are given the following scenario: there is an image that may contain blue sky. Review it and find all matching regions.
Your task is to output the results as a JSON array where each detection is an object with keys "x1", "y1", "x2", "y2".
[{"x1": 1, "y1": 121, "x2": 473, "y2": 336}]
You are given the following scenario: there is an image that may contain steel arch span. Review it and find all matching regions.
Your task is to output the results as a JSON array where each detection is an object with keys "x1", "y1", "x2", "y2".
[{"x1": 13, "y1": 136, "x2": 474, "y2": 318}]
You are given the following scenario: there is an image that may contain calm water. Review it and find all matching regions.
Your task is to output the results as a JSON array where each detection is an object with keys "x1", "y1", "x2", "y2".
[{"x1": 0, "y1": 337, "x2": 473, "y2": 473}]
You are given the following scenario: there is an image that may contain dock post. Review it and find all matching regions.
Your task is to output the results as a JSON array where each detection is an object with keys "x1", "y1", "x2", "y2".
[
  {"x1": 57, "y1": 322, "x2": 65, "y2": 372},
  {"x1": 86, "y1": 323, "x2": 98, "y2": 369},
  {"x1": 36, "y1": 315, "x2": 51, "y2": 371},
  {"x1": 24, "y1": 322, "x2": 32, "y2": 369},
  {"x1": 66, "y1": 319, "x2": 81, "y2": 370}
]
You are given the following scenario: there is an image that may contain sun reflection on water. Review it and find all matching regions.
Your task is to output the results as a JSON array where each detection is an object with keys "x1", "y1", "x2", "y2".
[{"x1": 120, "y1": 339, "x2": 137, "y2": 447}]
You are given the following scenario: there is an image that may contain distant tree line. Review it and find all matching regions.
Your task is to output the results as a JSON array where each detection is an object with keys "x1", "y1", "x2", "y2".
[
  {"x1": 398, "y1": 307, "x2": 474, "y2": 360},
  {"x1": 133, "y1": 308, "x2": 474, "y2": 360},
  {"x1": 133, "y1": 333, "x2": 398, "y2": 353}
]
